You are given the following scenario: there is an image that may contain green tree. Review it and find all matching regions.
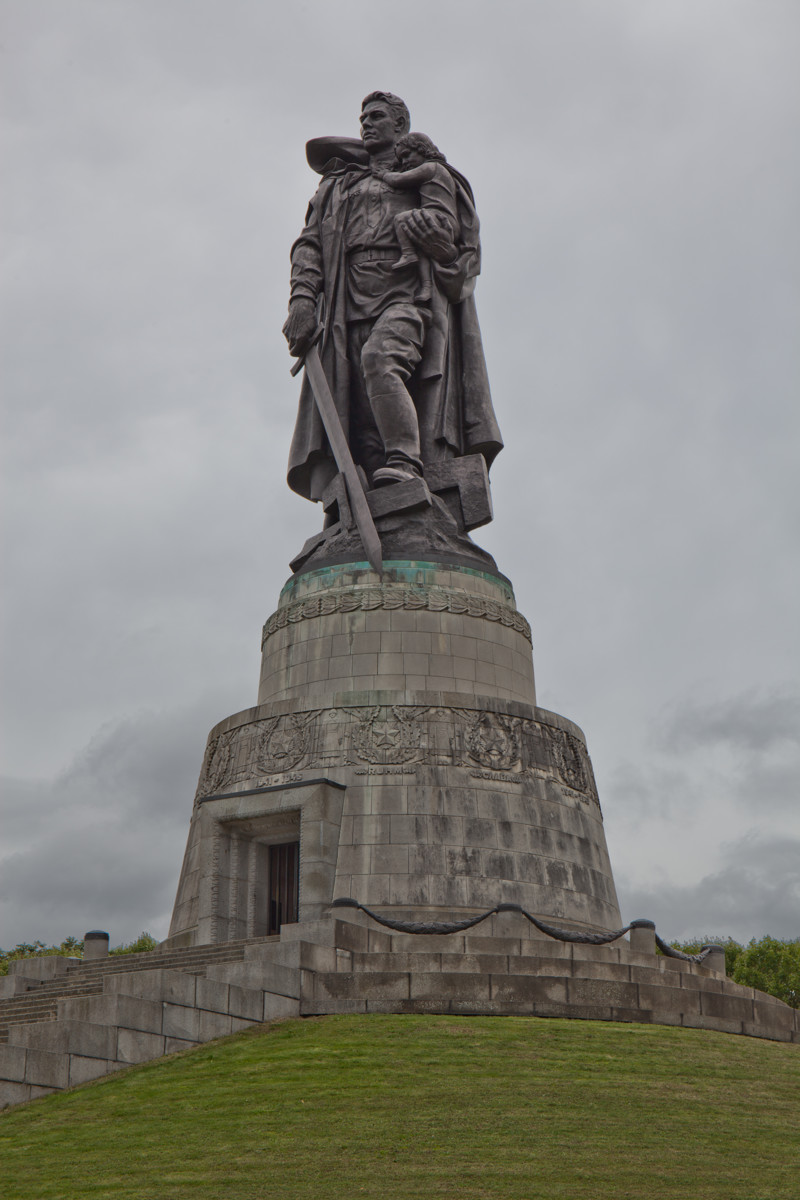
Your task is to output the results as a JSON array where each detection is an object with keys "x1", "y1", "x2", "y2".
[
  {"x1": 110, "y1": 932, "x2": 158, "y2": 956},
  {"x1": 732, "y1": 936, "x2": 800, "y2": 1009},
  {"x1": 668, "y1": 936, "x2": 744, "y2": 977},
  {"x1": 1, "y1": 931, "x2": 158, "y2": 975},
  {"x1": 0, "y1": 937, "x2": 84, "y2": 976}
]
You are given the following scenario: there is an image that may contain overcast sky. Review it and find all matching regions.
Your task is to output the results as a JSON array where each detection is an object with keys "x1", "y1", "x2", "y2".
[{"x1": 2, "y1": 0, "x2": 798, "y2": 951}]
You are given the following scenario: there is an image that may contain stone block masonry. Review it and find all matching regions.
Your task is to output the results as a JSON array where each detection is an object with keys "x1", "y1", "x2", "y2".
[
  {"x1": 2, "y1": 912, "x2": 797, "y2": 1110},
  {"x1": 168, "y1": 560, "x2": 621, "y2": 949}
]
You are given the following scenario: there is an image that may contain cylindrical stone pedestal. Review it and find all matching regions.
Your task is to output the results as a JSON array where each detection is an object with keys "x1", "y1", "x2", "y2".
[
  {"x1": 168, "y1": 560, "x2": 622, "y2": 946},
  {"x1": 83, "y1": 930, "x2": 109, "y2": 961},
  {"x1": 257, "y1": 561, "x2": 536, "y2": 707}
]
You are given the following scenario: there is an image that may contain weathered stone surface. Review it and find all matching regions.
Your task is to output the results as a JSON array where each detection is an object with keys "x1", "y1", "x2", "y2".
[
  {"x1": 230, "y1": 1016, "x2": 261, "y2": 1032},
  {"x1": 637, "y1": 984, "x2": 701, "y2": 1016},
  {"x1": 8, "y1": 1020, "x2": 115, "y2": 1061},
  {"x1": 68, "y1": 1054, "x2": 113, "y2": 1087},
  {"x1": 256, "y1": 940, "x2": 339, "y2": 973},
  {"x1": 106, "y1": 968, "x2": 196, "y2": 1007},
  {"x1": 60, "y1": 994, "x2": 163, "y2": 1036},
  {"x1": 0, "y1": 1045, "x2": 27, "y2": 1082},
  {"x1": 195, "y1": 977, "x2": 230, "y2": 1015},
  {"x1": 205, "y1": 960, "x2": 300, "y2": 999},
  {"x1": 24, "y1": 1048, "x2": 70, "y2": 1089},
  {"x1": 568, "y1": 979, "x2": 638, "y2": 1008},
  {"x1": 162, "y1": 1004, "x2": 200, "y2": 1042},
  {"x1": 490, "y1": 975, "x2": 568, "y2": 1005},
  {"x1": 0, "y1": 1080, "x2": 33, "y2": 1108},
  {"x1": 409, "y1": 972, "x2": 490, "y2": 1002},
  {"x1": 116, "y1": 1029, "x2": 166, "y2": 1065},
  {"x1": 263, "y1": 993, "x2": 301, "y2": 1021},
  {"x1": 309, "y1": 970, "x2": 410, "y2": 1006},
  {"x1": 164, "y1": 1037, "x2": 197, "y2": 1055},
  {"x1": 227, "y1": 984, "x2": 264, "y2": 1021},
  {"x1": 198, "y1": 1008, "x2": 233, "y2": 1040}
]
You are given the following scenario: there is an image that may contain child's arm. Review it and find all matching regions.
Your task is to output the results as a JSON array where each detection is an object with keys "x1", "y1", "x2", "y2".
[{"x1": 378, "y1": 161, "x2": 438, "y2": 188}]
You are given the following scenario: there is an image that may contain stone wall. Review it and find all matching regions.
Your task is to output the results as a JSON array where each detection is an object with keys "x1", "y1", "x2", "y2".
[{"x1": 3, "y1": 913, "x2": 797, "y2": 1110}]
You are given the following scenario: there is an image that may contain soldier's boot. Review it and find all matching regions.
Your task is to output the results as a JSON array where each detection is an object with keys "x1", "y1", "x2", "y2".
[{"x1": 368, "y1": 386, "x2": 423, "y2": 487}]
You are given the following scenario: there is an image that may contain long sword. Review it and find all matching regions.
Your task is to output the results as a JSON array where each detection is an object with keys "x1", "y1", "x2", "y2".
[{"x1": 291, "y1": 329, "x2": 383, "y2": 575}]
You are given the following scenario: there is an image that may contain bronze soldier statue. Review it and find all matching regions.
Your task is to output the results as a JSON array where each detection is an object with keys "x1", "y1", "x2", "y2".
[{"x1": 284, "y1": 92, "x2": 502, "y2": 508}]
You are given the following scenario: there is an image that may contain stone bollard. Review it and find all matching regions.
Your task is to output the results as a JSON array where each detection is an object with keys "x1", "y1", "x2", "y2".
[
  {"x1": 629, "y1": 919, "x2": 656, "y2": 955},
  {"x1": 701, "y1": 944, "x2": 727, "y2": 976},
  {"x1": 83, "y1": 930, "x2": 110, "y2": 961}
]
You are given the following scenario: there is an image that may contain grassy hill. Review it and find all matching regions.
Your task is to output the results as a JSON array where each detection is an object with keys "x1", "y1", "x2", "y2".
[{"x1": 2, "y1": 1014, "x2": 798, "y2": 1199}]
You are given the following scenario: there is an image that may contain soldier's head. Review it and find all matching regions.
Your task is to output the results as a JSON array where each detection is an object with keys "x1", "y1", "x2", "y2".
[{"x1": 360, "y1": 92, "x2": 411, "y2": 154}]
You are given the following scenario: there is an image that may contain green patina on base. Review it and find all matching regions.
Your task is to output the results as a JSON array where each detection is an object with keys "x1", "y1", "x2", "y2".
[{"x1": 280, "y1": 559, "x2": 514, "y2": 603}]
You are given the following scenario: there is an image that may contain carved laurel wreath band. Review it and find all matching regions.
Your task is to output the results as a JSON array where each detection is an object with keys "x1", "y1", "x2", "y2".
[{"x1": 262, "y1": 586, "x2": 532, "y2": 648}]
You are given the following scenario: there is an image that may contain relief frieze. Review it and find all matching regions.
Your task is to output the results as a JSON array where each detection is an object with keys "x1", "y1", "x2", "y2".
[
  {"x1": 256, "y1": 711, "x2": 319, "y2": 775},
  {"x1": 348, "y1": 704, "x2": 429, "y2": 766},
  {"x1": 464, "y1": 710, "x2": 521, "y2": 772},
  {"x1": 194, "y1": 703, "x2": 600, "y2": 805}
]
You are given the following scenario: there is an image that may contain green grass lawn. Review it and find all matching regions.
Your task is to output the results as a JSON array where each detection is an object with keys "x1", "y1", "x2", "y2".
[{"x1": 2, "y1": 1015, "x2": 798, "y2": 1199}]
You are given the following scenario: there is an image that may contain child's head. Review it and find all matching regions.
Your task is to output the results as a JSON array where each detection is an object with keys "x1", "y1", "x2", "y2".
[{"x1": 394, "y1": 132, "x2": 447, "y2": 169}]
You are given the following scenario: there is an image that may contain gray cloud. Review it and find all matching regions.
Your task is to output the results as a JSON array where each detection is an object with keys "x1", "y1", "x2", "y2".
[
  {"x1": 607, "y1": 687, "x2": 800, "y2": 832},
  {"x1": 661, "y1": 690, "x2": 800, "y2": 753},
  {"x1": 617, "y1": 835, "x2": 800, "y2": 943},
  {"x1": 0, "y1": 703, "x2": 220, "y2": 949}
]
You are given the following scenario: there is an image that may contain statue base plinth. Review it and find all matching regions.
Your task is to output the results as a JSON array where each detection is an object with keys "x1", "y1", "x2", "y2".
[{"x1": 168, "y1": 560, "x2": 621, "y2": 946}]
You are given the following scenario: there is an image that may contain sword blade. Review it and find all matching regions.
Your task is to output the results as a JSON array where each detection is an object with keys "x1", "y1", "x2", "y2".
[{"x1": 302, "y1": 345, "x2": 383, "y2": 575}]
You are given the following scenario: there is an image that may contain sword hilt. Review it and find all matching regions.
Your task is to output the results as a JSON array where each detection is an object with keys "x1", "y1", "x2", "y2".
[{"x1": 289, "y1": 324, "x2": 324, "y2": 377}]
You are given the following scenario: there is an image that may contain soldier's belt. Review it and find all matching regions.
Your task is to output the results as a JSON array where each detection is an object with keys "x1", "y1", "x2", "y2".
[{"x1": 348, "y1": 248, "x2": 398, "y2": 265}]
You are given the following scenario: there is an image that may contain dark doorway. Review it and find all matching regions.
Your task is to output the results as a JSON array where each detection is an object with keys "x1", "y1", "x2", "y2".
[{"x1": 268, "y1": 841, "x2": 299, "y2": 934}]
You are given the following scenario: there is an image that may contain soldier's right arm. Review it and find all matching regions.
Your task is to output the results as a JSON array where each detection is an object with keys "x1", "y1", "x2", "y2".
[
  {"x1": 283, "y1": 198, "x2": 324, "y2": 355},
  {"x1": 288, "y1": 199, "x2": 324, "y2": 307}
]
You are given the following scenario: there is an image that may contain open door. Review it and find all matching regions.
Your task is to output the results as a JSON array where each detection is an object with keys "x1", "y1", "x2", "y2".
[{"x1": 268, "y1": 841, "x2": 299, "y2": 934}]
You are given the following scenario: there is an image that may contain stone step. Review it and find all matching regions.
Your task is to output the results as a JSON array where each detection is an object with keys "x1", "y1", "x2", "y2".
[
  {"x1": 294, "y1": 956, "x2": 797, "y2": 1040},
  {"x1": 0, "y1": 951, "x2": 302, "y2": 1107},
  {"x1": 0, "y1": 941, "x2": 274, "y2": 1040},
  {"x1": 1, "y1": 939, "x2": 269, "y2": 1004},
  {"x1": 4, "y1": 935, "x2": 278, "y2": 992},
  {"x1": 341, "y1": 948, "x2": 713, "y2": 988}
]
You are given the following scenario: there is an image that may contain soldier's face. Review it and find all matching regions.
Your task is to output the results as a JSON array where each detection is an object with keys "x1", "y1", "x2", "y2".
[{"x1": 360, "y1": 104, "x2": 399, "y2": 153}]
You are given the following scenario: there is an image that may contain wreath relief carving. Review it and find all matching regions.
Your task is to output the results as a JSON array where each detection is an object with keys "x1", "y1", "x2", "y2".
[
  {"x1": 256, "y1": 711, "x2": 318, "y2": 774},
  {"x1": 196, "y1": 730, "x2": 235, "y2": 798},
  {"x1": 465, "y1": 711, "x2": 521, "y2": 771},
  {"x1": 350, "y1": 705, "x2": 429, "y2": 765},
  {"x1": 261, "y1": 584, "x2": 532, "y2": 648}
]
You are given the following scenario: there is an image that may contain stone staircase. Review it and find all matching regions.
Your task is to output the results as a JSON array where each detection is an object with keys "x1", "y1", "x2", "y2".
[
  {"x1": 0, "y1": 938, "x2": 271, "y2": 1045},
  {"x1": 1, "y1": 914, "x2": 797, "y2": 1110}
]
